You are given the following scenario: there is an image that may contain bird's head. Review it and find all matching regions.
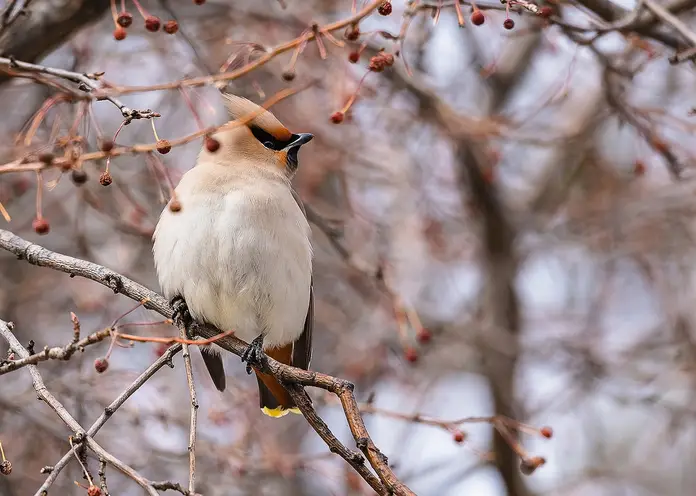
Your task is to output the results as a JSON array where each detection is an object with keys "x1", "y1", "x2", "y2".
[{"x1": 201, "y1": 94, "x2": 313, "y2": 178}]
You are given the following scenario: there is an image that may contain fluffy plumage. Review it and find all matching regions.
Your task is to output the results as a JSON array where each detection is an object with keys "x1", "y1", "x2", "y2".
[{"x1": 152, "y1": 95, "x2": 313, "y2": 417}]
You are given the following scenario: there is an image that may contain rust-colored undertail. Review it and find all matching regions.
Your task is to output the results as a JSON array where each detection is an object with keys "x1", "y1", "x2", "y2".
[
  {"x1": 255, "y1": 285, "x2": 313, "y2": 418},
  {"x1": 254, "y1": 344, "x2": 299, "y2": 417}
]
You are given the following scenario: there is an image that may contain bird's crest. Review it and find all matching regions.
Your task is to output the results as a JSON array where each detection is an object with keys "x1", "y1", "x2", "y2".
[{"x1": 222, "y1": 94, "x2": 292, "y2": 141}]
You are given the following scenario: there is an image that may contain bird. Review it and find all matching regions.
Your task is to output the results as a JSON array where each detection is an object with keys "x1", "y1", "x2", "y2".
[{"x1": 152, "y1": 94, "x2": 314, "y2": 418}]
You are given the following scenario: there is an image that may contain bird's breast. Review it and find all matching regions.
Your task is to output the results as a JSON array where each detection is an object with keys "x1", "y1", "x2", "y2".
[{"x1": 153, "y1": 181, "x2": 312, "y2": 347}]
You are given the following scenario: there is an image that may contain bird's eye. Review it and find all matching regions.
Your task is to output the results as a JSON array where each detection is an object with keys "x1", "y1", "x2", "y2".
[{"x1": 263, "y1": 141, "x2": 274, "y2": 149}]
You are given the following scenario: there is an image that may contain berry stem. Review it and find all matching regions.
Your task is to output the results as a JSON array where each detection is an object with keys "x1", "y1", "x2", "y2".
[
  {"x1": 68, "y1": 437, "x2": 94, "y2": 487},
  {"x1": 146, "y1": 153, "x2": 178, "y2": 206},
  {"x1": 109, "y1": 0, "x2": 119, "y2": 27},
  {"x1": 321, "y1": 29, "x2": 345, "y2": 48},
  {"x1": 151, "y1": 119, "x2": 161, "y2": 141},
  {"x1": 312, "y1": 24, "x2": 328, "y2": 59},
  {"x1": 179, "y1": 88, "x2": 205, "y2": 130},
  {"x1": 0, "y1": 200, "x2": 10, "y2": 223},
  {"x1": 35, "y1": 171, "x2": 43, "y2": 220},
  {"x1": 285, "y1": 32, "x2": 311, "y2": 74},
  {"x1": 130, "y1": 0, "x2": 150, "y2": 19},
  {"x1": 105, "y1": 119, "x2": 127, "y2": 174},
  {"x1": 454, "y1": 0, "x2": 465, "y2": 26},
  {"x1": 340, "y1": 70, "x2": 369, "y2": 114},
  {"x1": 87, "y1": 104, "x2": 105, "y2": 142}
]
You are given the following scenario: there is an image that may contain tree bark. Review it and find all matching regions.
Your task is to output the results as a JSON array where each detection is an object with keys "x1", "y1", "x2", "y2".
[{"x1": 0, "y1": 0, "x2": 109, "y2": 86}]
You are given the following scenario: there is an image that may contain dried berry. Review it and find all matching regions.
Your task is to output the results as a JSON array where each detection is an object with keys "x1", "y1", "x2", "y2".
[
  {"x1": 520, "y1": 456, "x2": 545, "y2": 475},
  {"x1": 164, "y1": 20, "x2": 179, "y2": 34},
  {"x1": 94, "y1": 358, "x2": 109, "y2": 373},
  {"x1": 540, "y1": 426, "x2": 553, "y2": 438},
  {"x1": 87, "y1": 486, "x2": 102, "y2": 496},
  {"x1": 194, "y1": 0, "x2": 206, "y2": 4},
  {"x1": 100, "y1": 139, "x2": 114, "y2": 152},
  {"x1": 539, "y1": 6, "x2": 554, "y2": 18},
  {"x1": 38, "y1": 152, "x2": 54, "y2": 164},
  {"x1": 117, "y1": 11, "x2": 133, "y2": 27},
  {"x1": 452, "y1": 431, "x2": 465, "y2": 443},
  {"x1": 205, "y1": 136, "x2": 220, "y2": 153},
  {"x1": 348, "y1": 51, "x2": 360, "y2": 63},
  {"x1": 99, "y1": 171, "x2": 113, "y2": 186},
  {"x1": 404, "y1": 347, "x2": 418, "y2": 363},
  {"x1": 32, "y1": 218, "x2": 50, "y2": 235},
  {"x1": 169, "y1": 199, "x2": 182, "y2": 212},
  {"x1": 378, "y1": 1, "x2": 392, "y2": 15},
  {"x1": 345, "y1": 25, "x2": 360, "y2": 41},
  {"x1": 113, "y1": 27, "x2": 127, "y2": 41},
  {"x1": 503, "y1": 18, "x2": 515, "y2": 30},
  {"x1": 0, "y1": 460, "x2": 11, "y2": 475},
  {"x1": 330, "y1": 111, "x2": 344, "y2": 124},
  {"x1": 282, "y1": 70, "x2": 296, "y2": 81},
  {"x1": 634, "y1": 160, "x2": 646, "y2": 176},
  {"x1": 154, "y1": 342, "x2": 169, "y2": 357},
  {"x1": 369, "y1": 52, "x2": 394, "y2": 72},
  {"x1": 417, "y1": 328, "x2": 432, "y2": 343},
  {"x1": 471, "y1": 10, "x2": 485, "y2": 25},
  {"x1": 145, "y1": 16, "x2": 161, "y2": 32},
  {"x1": 156, "y1": 139, "x2": 172, "y2": 154},
  {"x1": 71, "y1": 169, "x2": 88, "y2": 185},
  {"x1": 651, "y1": 136, "x2": 668, "y2": 153}
]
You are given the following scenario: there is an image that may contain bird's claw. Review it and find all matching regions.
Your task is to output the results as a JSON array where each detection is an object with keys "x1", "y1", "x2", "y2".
[
  {"x1": 171, "y1": 295, "x2": 193, "y2": 337},
  {"x1": 241, "y1": 334, "x2": 266, "y2": 375}
]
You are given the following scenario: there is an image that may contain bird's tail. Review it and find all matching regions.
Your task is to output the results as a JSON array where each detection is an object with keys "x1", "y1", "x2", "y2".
[{"x1": 254, "y1": 344, "x2": 301, "y2": 418}]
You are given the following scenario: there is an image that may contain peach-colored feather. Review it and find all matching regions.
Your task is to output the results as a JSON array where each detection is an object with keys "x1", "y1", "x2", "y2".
[{"x1": 222, "y1": 94, "x2": 292, "y2": 141}]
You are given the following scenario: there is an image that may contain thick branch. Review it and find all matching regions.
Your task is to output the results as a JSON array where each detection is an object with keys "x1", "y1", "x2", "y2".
[
  {"x1": 0, "y1": 228, "x2": 414, "y2": 496},
  {"x1": 0, "y1": 0, "x2": 110, "y2": 86}
]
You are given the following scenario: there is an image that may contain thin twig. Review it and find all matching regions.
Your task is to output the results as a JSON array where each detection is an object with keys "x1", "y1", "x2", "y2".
[
  {"x1": 180, "y1": 329, "x2": 198, "y2": 494},
  {"x1": 643, "y1": 0, "x2": 696, "y2": 47},
  {"x1": 35, "y1": 342, "x2": 183, "y2": 495},
  {"x1": 0, "y1": 57, "x2": 158, "y2": 122},
  {"x1": 0, "y1": 83, "x2": 315, "y2": 175},
  {"x1": 0, "y1": 320, "x2": 160, "y2": 496},
  {"x1": 0, "y1": 328, "x2": 111, "y2": 375}
]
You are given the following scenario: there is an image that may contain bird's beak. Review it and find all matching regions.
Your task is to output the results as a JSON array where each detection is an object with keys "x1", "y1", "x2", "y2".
[{"x1": 285, "y1": 133, "x2": 314, "y2": 150}]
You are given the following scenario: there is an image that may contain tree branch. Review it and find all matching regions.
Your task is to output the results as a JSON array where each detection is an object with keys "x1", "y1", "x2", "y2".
[
  {"x1": 0, "y1": 0, "x2": 110, "y2": 86},
  {"x1": 0, "y1": 228, "x2": 414, "y2": 496},
  {"x1": 0, "y1": 319, "x2": 160, "y2": 496}
]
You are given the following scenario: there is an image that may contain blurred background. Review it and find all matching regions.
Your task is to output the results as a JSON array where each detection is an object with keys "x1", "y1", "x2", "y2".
[{"x1": 1, "y1": 0, "x2": 696, "y2": 494}]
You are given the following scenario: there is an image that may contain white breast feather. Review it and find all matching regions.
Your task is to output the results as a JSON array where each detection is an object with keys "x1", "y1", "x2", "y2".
[{"x1": 152, "y1": 167, "x2": 312, "y2": 348}]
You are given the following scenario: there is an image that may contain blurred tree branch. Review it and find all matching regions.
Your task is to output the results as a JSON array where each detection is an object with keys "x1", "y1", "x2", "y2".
[{"x1": 0, "y1": 0, "x2": 110, "y2": 86}]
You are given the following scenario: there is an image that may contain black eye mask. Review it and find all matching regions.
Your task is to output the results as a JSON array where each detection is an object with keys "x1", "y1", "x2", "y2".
[
  {"x1": 249, "y1": 125, "x2": 308, "y2": 172},
  {"x1": 249, "y1": 125, "x2": 293, "y2": 151}
]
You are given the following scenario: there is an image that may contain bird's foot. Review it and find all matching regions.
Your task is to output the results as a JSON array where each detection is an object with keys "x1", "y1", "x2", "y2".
[
  {"x1": 171, "y1": 295, "x2": 194, "y2": 338},
  {"x1": 241, "y1": 334, "x2": 266, "y2": 375}
]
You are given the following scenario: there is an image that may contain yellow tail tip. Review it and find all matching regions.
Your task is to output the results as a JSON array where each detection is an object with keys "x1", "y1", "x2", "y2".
[{"x1": 261, "y1": 406, "x2": 302, "y2": 418}]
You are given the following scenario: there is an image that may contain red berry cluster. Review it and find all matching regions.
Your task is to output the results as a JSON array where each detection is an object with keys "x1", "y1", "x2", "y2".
[
  {"x1": 368, "y1": 51, "x2": 395, "y2": 72},
  {"x1": 111, "y1": 0, "x2": 207, "y2": 40}
]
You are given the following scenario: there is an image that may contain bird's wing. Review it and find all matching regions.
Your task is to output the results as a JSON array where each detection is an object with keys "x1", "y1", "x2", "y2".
[
  {"x1": 290, "y1": 188, "x2": 313, "y2": 370},
  {"x1": 292, "y1": 283, "x2": 313, "y2": 369}
]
